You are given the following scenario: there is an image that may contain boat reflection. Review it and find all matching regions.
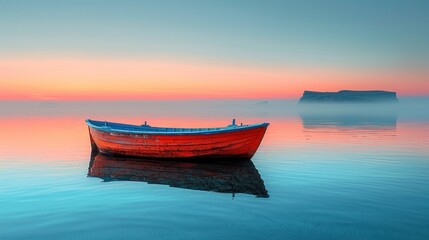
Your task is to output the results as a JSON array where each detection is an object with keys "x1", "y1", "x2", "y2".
[{"x1": 88, "y1": 152, "x2": 269, "y2": 198}]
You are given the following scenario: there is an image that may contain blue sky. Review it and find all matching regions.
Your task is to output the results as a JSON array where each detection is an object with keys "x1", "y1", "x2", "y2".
[{"x1": 1, "y1": 0, "x2": 428, "y2": 68}]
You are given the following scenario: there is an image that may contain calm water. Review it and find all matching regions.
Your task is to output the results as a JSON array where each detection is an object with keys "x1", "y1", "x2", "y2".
[{"x1": 1, "y1": 99, "x2": 428, "y2": 240}]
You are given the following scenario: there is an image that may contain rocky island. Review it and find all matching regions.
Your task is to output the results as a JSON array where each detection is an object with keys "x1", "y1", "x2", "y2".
[{"x1": 299, "y1": 90, "x2": 398, "y2": 103}]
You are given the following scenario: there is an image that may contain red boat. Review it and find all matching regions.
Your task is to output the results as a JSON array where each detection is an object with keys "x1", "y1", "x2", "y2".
[{"x1": 86, "y1": 119, "x2": 269, "y2": 160}]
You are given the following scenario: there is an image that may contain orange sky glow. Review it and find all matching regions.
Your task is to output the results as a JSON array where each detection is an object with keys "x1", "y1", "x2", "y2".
[{"x1": 1, "y1": 57, "x2": 428, "y2": 100}]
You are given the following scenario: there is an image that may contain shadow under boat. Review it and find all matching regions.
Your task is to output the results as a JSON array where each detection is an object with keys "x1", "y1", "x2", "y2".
[{"x1": 88, "y1": 152, "x2": 269, "y2": 198}]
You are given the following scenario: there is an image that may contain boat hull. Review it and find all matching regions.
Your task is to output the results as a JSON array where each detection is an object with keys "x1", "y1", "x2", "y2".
[{"x1": 88, "y1": 124, "x2": 268, "y2": 160}]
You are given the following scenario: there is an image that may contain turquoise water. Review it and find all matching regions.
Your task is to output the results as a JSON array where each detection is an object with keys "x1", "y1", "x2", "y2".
[{"x1": 1, "y1": 100, "x2": 428, "y2": 239}]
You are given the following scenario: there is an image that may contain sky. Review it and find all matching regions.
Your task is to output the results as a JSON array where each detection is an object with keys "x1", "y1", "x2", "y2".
[{"x1": 1, "y1": 0, "x2": 428, "y2": 100}]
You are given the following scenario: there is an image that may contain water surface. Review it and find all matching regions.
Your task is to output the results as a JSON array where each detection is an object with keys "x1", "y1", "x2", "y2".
[{"x1": 1, "y1": 99, "x2": 428, "y2": 240}]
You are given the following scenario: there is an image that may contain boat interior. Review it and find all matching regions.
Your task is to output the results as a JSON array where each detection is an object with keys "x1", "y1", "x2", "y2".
[{"x1": 86, "y1": 119, "x2": 263, "y2": 133}]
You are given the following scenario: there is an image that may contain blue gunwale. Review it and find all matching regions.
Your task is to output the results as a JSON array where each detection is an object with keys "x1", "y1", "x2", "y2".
[{"x1": 86, "y1": 119, "x2": 269, "y2": 135}]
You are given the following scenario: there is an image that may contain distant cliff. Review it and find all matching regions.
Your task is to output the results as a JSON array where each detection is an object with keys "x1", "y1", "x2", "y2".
[{"x1": 299, "y1": 90, "x2": 398, "y2": 103}]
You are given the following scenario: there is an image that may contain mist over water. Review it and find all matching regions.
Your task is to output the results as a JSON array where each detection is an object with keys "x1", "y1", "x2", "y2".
[
  {"x1": 1, "y1": 98, "x2": 428, "y2": 240},
  {"x1": 1, "y1": 97, "x2": 428, "y2": 119}
]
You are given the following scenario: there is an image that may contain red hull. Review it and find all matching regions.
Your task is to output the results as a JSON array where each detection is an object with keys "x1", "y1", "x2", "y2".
[{"x1": 88, "y1": 124, "x2": 268, "y2": 160}]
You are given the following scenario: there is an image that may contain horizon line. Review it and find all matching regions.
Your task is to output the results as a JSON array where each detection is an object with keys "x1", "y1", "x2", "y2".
[{"x1": 1, "y1": 94, "x2": 428, "y2": 102}]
